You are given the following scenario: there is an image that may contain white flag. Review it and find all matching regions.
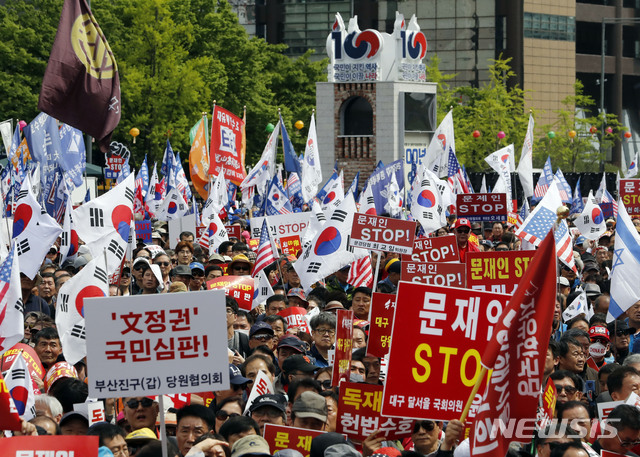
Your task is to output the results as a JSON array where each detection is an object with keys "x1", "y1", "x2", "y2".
[
  {"x1": 2, "y1": 354, "x2": 36, "y2": 420},
  {"x1": 384, "y1": 172, "x2": 403, "y2": 217},
  {"x1": 301, "y1": 200, "x2": 326, "y2": 252},
  {"x1": 485, "y1": 144, "x2": 514, "y2": 211},
  {"x1": 574, "y1": 191, "x2": 606, "y2": 241},
  {"x1": 55, "y1": 256, "x2": 109, "y2": 365},
  {"x1": 563, "y1": 291, "x2": 590, "y2": 323},
  {"x1": 410, "y1": 167, "x2": 446, "y2": 234},
  {"x1": 155, "y1": 187, "x2": 190, "y2": 221},
  {"x1": 59, "y1": 197, "x2": 79, "y2": 265},
  {"x1": 241, "y1": 120, "x2": 280, "y2": 195},
  {"x1": 320, "y1": 172, "x2": 344, "y2": 213},
  {"x1": 12, "y1": 175, "x2": 62, "y2": 279},
  {"x1": 253, "y1": 270, "x2": 274, "y2": 310},
  {"x1": 425, "y1": 110, "x2": 455, "y2": 178},
  {"x1": 301, "y1": 113, "x2": 322, "y2": 202},
  {"x1": 517, "y1": 114, "x2": 535, "y2": 198},
  {"x1": 0, "y1": 245, "x2": 24, "y2": 356},
  {"x1": 210, "y1": 171, "x2": 229, "y2": 214},
  {"x1": 294, "y1": 194, "x2": 367, "y2": 291}
]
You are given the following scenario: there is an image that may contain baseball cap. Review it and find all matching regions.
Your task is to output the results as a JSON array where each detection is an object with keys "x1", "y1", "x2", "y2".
[
  {"x1": 125, "y1": 427, "x2": 158, "y2": 442},
  {"x1": 190, "y1": 262, "x2": 205, "y2": 274},
  {"x1": 277, "y1": 336, "x2": 305, "y2": 353},
  {"x1": 250, "y1": 321, "x2": 275, "y2": 338},
  {"x1": 231, "y1": 435, "x2": 271, "y2": 457},
  {"x1": 325, "y1": 444, "x2": 361, "y2": 457},
  {"x1": 453, "y1": 218, "x2": 472, "y2": 230},
  {"x1": 60, "y1": 411, "x2": 88, "y2": 428},
  {"x1": 292, "y1": 391, "x2": 327, "y2": 422},
  {"x1": 229, "y1": 364, "x2": 251, "y2": 385},
  {"x1": 558, "y1": 277, "x2": 570, "y2": 287},
  {"x1": 209, "y1": 253, "x2": 225, "y2": 263},
  {"x1": 575, "y1": 236, "x2": 587, "y2": 246},
  {"x1": 287, "y1": 288, "x2": 307, "y2": 302},
  {"x1": 310, "y1": 433, "x2": 350, "y2": 457},
  {"x1": 133, "y1": 257, "x2": 150, "y2": 269},
  {"x1": 589, "y1": 325, "x2": 610, "y2": 342},
  {"x1": 249, "y1": 394, "x2": 287, "y2": 414},
  {"x1": 282, "y1": 354, "x2": 317, "y2": 374},
  {"x1": 171, "y1": 265, "x2": 192, "y2": 277}
]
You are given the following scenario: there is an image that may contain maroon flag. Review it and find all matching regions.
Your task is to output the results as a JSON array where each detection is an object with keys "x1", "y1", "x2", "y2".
[
  {"x1": 470, "y1": 232, "x2": 557, "y2": 456},
  {"x1": 38, "y1": 0, "x2": 121, "y2": 152}
]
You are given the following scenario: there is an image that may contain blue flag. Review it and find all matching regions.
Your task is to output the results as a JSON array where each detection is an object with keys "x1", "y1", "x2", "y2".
[
  {"x1": 286, "y1": 172, "x2": 305, "y2": 212},
  {"x1": 532, "y1": 156, "x2": 554, "y2": 205},
  {"x1": 136, "y1": 155, "x2": 150, "y2": 197},
  {"x1": 365, "y1": 160, "x2": 405, "y2": 215},
  {"x1": 161, "y1": 139, "x2": 174, "y2": 178},
  {"x1": 346, "y1": 172, "x2": 360, "y2": 201},
  {"x1": 58, "y1": 124, "x2": 86, "y2": 189},
  {"x1": 570, "y1": 176, "x2": 584, "y2": 215},
  {"x1": 280, "y1": 114, "x2": 301, "y2": 175}
]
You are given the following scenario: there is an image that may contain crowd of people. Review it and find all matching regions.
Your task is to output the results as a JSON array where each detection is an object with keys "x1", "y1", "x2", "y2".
[{"x1": 4, "y1": 204, "x2": 640, "y2": 457}]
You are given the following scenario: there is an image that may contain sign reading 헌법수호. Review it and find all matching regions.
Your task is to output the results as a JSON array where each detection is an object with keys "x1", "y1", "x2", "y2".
[
  {"x1": 620, "y1": 179, "x2": 640, "y2": 216},
  {"x1": 456, "y1": 193, "x2": 507, "y2": 222},
  {"x1": 466, "y1": 251, "x2": 534, "y2": 295},
  {"x1": 366, "y1": 293, "x2": 396, "y2": 358},
  {"x1": 382, "y1": 281, "x2": 511, "y2": 421},
  {"x1": 250, "y1": 213, "x2": 312, "y2": 240},
  {"x1": 263, "y1": 424, "x2": 328, "y2": 457},
  {"x1": 350, "y1": 214, "x2": 416, "y2": 254},
  {"x1": 402, "y1": 235, "x2": 459, "y2": 263},
  {"x1": 401, "y1": 262, "x2": 466, "y2": 288},
  {"x1": 85, "y1": 290, "x2": 230, "y2": 397},
  {"x1": 337, "y1": 382, "x2": 414, "y2": 441}
]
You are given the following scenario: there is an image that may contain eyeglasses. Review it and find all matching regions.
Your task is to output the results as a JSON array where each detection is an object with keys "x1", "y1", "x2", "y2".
[
  {"x1": 24, "y1": 322, "x2": 36, "y2": 329},
  {"x1": 413, "y1": 420, "x2": 436, "y2": 433},
  {"x1": 320, "y1": 380, "x2": 333, "y2": 390},
  {"x1": 616, "y1": 432, "x2": 640, "y2": 447},
  {"x1": 216, "y1": 410, "x2": 240, "y2": 421},
  {"x1": 156, "y1": 262, "x2": 171, "y2": 267},
  {"x1": 456, "y1": 228, "x2": 470, "y2": 234},
  {"x1": 252, "y1": 334, "x2": 275, "y2": 341},
  {"x1": 126, "y1": 398, "x2": 154, "y2": 409},
  {"x1": 314, "y1": 328, "x2": 336, "y2": 336},
  {"x1": 554, "y1": 385, "x2": 578, "y2": 395}
]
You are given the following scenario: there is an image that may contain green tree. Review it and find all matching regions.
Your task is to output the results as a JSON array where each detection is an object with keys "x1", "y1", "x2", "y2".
[{"x1": 534, "y1": 80, "x2": 623, "y2": 172}]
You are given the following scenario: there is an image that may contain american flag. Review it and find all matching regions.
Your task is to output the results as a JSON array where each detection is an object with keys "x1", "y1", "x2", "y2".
[
  {"x1": 347, "y1": 255, "x2": 374, "y2": 288},
  {"x1": 554, "y1": 169, "x2": 572, "y2": 204},
  {"x1": 555, "y1": 220, "x2": 576, "y2": 272},
  {"x1": 516, "y1": 179, "x2": 563, "y2": 247},
  {"x1": 252, "y1": 220, "x2": 277, "y2": 277},
  {"x1": 601, "y1": 188, "x2": 618, "y2": 218},
  {"x1": 533, "y1": 156, "x2": 554, "y2": 201},
  {"x1": 447, "y1": 148, "x2": 470, "y2": 194},
  {"x1": 0, "y1": 244, "x2": 24, "y2": 357}
]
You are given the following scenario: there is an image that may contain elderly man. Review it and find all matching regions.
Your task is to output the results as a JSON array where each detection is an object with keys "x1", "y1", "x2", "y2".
[
  {"x1": 122, "y1": 396, "x2": 159, "y2": 433},
  {"x1": 593, "y1": 404, "x2": 640, "y2": 455},
  {"x1": 249, "y1": 394, "x2": 287, "y2": 434},
  {"x1": 291, "y1": 391, "x2": 327, "y2": 431},
  {"x1": 453, "y1": 218, "x2": 479, "y2": 262},
  {"x1": 175, "y1": 404, "x2": 215, "y2": 457},
  {"x1": 33, "y1": 327, "x2": 63, "y2": 369}
]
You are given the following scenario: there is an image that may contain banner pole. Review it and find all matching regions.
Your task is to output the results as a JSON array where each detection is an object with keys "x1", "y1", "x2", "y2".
[
  {"x1": 158, "y1": 395, "x2": 168, "y2": 457},
  {"x1": 459, "y1": 366, "x2": 487, "y2": 423},
  {"x1": 371, "y1": 253, "x2": 381, "y2": 293}
]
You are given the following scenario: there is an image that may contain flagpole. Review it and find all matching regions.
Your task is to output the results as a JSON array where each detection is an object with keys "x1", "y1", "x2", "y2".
[
  {"x1": 371, "y1": 253, "x2": 381, "y2": 293},
  {"x1": 459, "y1": 366, "x2": 488, "y2": 422}
]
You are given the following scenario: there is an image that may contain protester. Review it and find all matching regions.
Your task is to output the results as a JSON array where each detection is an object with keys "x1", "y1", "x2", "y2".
[{"x1": 249, "y1": 394, "x2": 287, "y2": 433}]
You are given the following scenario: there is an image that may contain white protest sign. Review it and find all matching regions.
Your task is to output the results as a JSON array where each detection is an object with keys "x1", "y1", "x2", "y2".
[
  {"x1": 169, "y1": 213, "x2": 197, "y2": 248},
  {"x1": 250, "y1": 213, "x2": 312, "y2": 240},
  {"x1": 243, "y1": 370, "x2": 275, "y2": 414},
  {"x1": 85, "y1": 290, "x2": 229, "y2": 397}
]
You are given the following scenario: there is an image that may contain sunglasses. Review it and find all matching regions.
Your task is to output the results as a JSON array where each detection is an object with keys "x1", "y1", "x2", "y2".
[
  {"x1": 554, "y1": 385, "x2": 578, "y2": 395},
  {"x1": 121, "y1": 272, "x2": 131, "y2": 278},
  {"x1": 320, "y1": 380, "x2": 333, "y2": 390},
  {"x1": 133, "y1": 265, "x2": 146, "y2": 271},
  {"x1": 413, "y1": 420, "x2": 436, "y2": 433},
  {"x1": 233, "y1": 266, "x2": 251, "y2": 272},
  {"x1": 216, "y1": 410, "x2": 240, "y2": 421},
  {"x1": 156, "y1": 262, "x2": 171, "y2": 267},
  {"x1": 456, "y1": 228, "x2": 470, "y2": 234},
  {"x1": 126, "y1": 398, "x2": 154, "y2": 409}
]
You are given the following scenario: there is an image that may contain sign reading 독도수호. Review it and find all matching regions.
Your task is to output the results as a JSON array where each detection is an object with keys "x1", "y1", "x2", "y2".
[{"x1": 85, "y1": 290, "x2": 229, "y2": 397}]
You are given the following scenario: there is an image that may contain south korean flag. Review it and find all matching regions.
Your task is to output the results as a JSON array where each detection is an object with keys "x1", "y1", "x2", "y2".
[
  {"x1": 55, "y1": 256, "x2": 109, "y2": 365},
  {"x1": 155, "y1": 187, "x2": 190, "y2": 221}
]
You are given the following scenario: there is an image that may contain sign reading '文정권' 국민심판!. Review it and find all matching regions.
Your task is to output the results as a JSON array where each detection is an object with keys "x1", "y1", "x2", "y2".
[{"x1": 85, "y1": 290, "x2": 229, "y2": 397}]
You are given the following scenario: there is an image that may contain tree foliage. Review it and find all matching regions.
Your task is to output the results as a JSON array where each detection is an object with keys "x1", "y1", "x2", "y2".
[{"x1": 0, "y1": 0, "x2": 326, "y2": 167}]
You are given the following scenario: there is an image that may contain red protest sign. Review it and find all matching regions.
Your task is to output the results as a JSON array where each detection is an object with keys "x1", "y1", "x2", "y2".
[
  {"x1": 2, "y1": 435, "x2": 99, "y2": 456},
  {"x1": 537, "y1": 377, "x2": 557, "y2": 430},
  {"x1": 456, "y1": 193, "x2": 507, "y2": 222},
  {"x1": 280, "y1": 235, "x2": 302, "y2": 257},
  {"x1": 366, "y1": 293, "x2": 396, "y2": 358},
  {"x1": 226, "y1": 225, "x2": 242, "y2": 240},
  {"x1": 337, "y1": 382, "x2": 414, "y2": 441},
  {"x1": 401, "y1": 262, "x2": 465, "y2": 288},
  {"x1": 382, "y1": 281, "x2": 511, "y2": 421},
  {"x1": 350, "y1": 214, "x2": 416, "y2": 254},
  {"x1": 466, "y1": 251, "x2": 534, "y2": 295},
  {"x1": 1, "y1": 343, "x2": 45, "y2": 382},
  {"x1": 278, "y1": 307, "x2": 311, "y2": 334},
  {"x1": 209, "y1": 106, "x2": 246, "y2": 185},
  {"x1": 207, "y1": 276, "x2": 254, "y2": 311},
  {"x1": 620, "y1": 179, "x2": 640, "y2": 216},
  {"x1": 264, "y1": 424, "x2": 327, "y2": 457},
  {"x1": 196, "y1": 225, "x2": 206, "y2": 239},
  {"x1": 331, "y1": 310, "x2": 353, "y2": 386},
  {"x1": 402, "y1": 235, "x2": 459, "y2": 263}
]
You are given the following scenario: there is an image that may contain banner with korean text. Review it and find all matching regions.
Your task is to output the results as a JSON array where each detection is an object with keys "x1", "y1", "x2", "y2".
[
  {"x1": 402, "y1": 235, "x2": 459, "y2": 263},
  {"x1": 250, "y1": 213, "x2": 312, "y2": 240},
  {"x1": 382, "y1": 282, "x2": 511, "y2": 421},
  {"x1": 331, "y1": 310, "x2": 353, "y2": 385},
  {"x1": 401, "y1": 262, "x2": 465, "y2": 288},
  {"x1": 620, "y1": 179, "x2": 640, "y2": 216},
  {"x1": 337, "y1": 382, "x2": 414, "y2": 441},
  {"x1": 207, "y1": 276, "x2": 255, "y2": 311},
  {"x1": 85, "y1": 290, "x2": 229, "y2": 397},
  {"x1": 350, "y1": 214, "x2": 416, "y2": 254},
  {"x1": 263, "y1": 424, "x2": 327, "y2": 457},
  {"x1": 466, "y1": 251, "x2": 534, "y2": 295},
  {"x1": 456, "y1": 193, "x2": 507, "y2": 222},
  {"x1": 210, "y1": 106, "x2": 246, "y2": 185},
  {"x1": 4, "y1": 435, "x2": 99, "y2": 456},
  {"x1": 366, "y1": 293, "x2": 396, "y2": 358}
]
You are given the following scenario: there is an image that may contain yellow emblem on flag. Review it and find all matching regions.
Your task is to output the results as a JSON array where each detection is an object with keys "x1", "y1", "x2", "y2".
[{"x1": 71, "y1": 13, "x2": 117, "y2": 79}]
